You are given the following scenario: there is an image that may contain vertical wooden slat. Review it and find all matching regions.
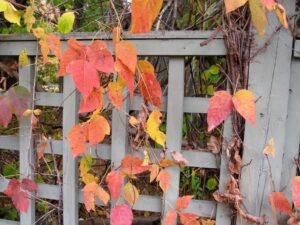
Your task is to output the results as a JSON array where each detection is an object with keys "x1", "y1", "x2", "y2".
[
  {"x1": 63, "y1": 76, "x2": 79, "y2": 225},
  {"x1": 237, "y1": 1, "x2": 295, "y2": 224},
  {"x1": 163, "y1": 57, "x2": 185, "y2": 223},
  {"x1": 215, "y1": 119, "x2": 233, "y2": 225},
  {"x1": 19, "y1": 57, "x2": 35, "y2": 225}
]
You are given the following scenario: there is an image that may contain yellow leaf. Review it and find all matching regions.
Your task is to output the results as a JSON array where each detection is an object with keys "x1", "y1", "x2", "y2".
[
  {"x1": 224, "y1": 0, "x2": 248, "y2": 13},
  {"x1": 142, "y1": 150, "x2": 150, "y2": 166},
  {"x1": 19, "y1": 49, "x2": 29, "y2": 67},
  {"x1": 249, "y1": 0, "x2": 267, "y2": 36},
  {"x1": 4, "y1": 2, "x2": 20, "y2": 25},
  {"x1": 123, "y1": 182, "x2": 139, "y2": 206},
  {"x1": 23, "y1": 109, "x2": 33, "y2": 117},
  {"x1": 32, "y1": 27, "x2": 45, "y2": 39},
  {"x1": 129, "y1": 116, "x2": 139, "y2": 127},
  {"x1": 0, "y1": 0, "x2": 7, "y2": 12},
  {"x1": 201, "y1": 219, "x2": 216, "y2": 225},
  {"x1": 275, "y1": 4, "x2": 288, "y2": 29},
  {"x1": 263, "y1": 138, "x2": 276, "y2": 156},
  {"x1": 33, "y1": 109, "x2": 42, "y2": 116},
  {"x1": 146, "y1": 110, "x2": 166, "y2": 147},
  {"x1": 24, "y1": 6, "x2": 36, "y2": 32}
]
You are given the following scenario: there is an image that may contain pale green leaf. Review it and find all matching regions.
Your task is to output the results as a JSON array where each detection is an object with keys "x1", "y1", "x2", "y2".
[{"x1": 57, "y1": 12, "x2": 75, "y2": 34}]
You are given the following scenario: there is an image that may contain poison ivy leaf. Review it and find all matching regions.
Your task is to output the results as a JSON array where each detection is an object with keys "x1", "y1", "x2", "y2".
[
  {"x1": 206, "y1": 178, "x2": 218, "y2": 191},
  {"x1": 138, "y1": 60, "x2": 162, "y2": 107},
  {"x1": 261, "y1": 0, "x2": 276, "y2": 10},
  {"x1": 68, "y1": 123, "x2": 88, "y2": 157},
  {"x1": 39, "y1": 39, "x2": 50, "y2": 64},
  {"x1": 3, "y1": 2, "x2": 20, "y2": 25},
  {"x1": 146, "y1": 110, "x2": 166, "y2": 146},
  {"x1": 275, "y1": 4, "x2": 289, "y2": 29},
  {"x1": 110, "y1": 204, "x2": 133, "y2": 225},
  {"x1": 21, "y1": 178, "x2": 38, "y2": 192},
  {"x1": 0, "y1": 97, "x2": 12, "y2": 127},
  {"x1": 79, "y1": 87, "x2": 103, "y2": 113},
  {"x1": 157, "y1": 169, "x2": 171, "y2": 192},
  {"x1": 163, "y1": 210, "x2": 177, "y2": 225},
  {"x1": 179, "y1": 213, "x2": 200, "y2": 225},
  {"x1": 107, "y1": 81, "x2": 124, "y2": 110},
  {"x1": 106, "y1": 170, "x2": 123, "y2": 201},
  {"x1": 121, "y1": 155, "x2": 149, "y2": 176},
  {"x1": 45, "y1": 34, "x2": 62, "y2": 59},
  {"x1": 130, "y1": 0, "x2": 163, "y2": 33},
  {"x1": 24, "y1": 6, "x2": 36, "y2": 32},
  {"x1": 207, "y1": 91, "x2": 233, "y2": 132},
  {"x1": 88, "y1": 114, "x2": 110, "y2": 147},
  {"x1": 57, "y1": 12, "x2": 75, "y2": 34},
  {"x1": 83, "y1": 182, "x2": 110, "y2": 212},
  {"x1": 232, "y1": 89, "x2": 256, "y2": 125},
  {"x1": 3, "y1": 179, "x2": 20, "y2": 197},
  {"x1": 149, "y1": 164, "x2": 160, "y2": 182},
  {"x1": 0, "y1": 0, "x2": 7, "y2": 12},
  {"x1": 176, "y1": 195, "x2": 193, "y2": 211},
  {"x1": 224, "y1": 0, "x2": 248, "y2": 13},
  {"x1": 7, "y1": 86, "x2": 31, "y2": 118},
  {"x1": 32, "y1": 27, "x2": 45, "y2": 39},
  {"x1": 263, "y1": 138, "x2": 276, "y2": 156},
  {"x1": 19, "y1": 49, "x2": 29, "y2": 67},
  {"x1": 201, "y1": 219, "x2": 215, "y2": 225},
  {"x1": 292, "y1": 176, "x2": 300, "y2": 208},
  {"x1": 115, "y1": 59, "x2": 135, "y2": 100},
  {"x1": 12, "y1": 191, "x2": 29, "y2": 213},
  {"x1": 80, "y1": 154, "x2": 93, "y2": 176},
  {"x1": 123, "y1": 182, "x2": 139, "y2": 206},
  {"x1": 249, "y1": 0, "x2": 267, "y2": 36},
  {"x1": 269, "y1": 192, "x2": 292, "y2": 214},
  {"x1": 171, "y1": 151, "x2": 188, "y2": 167}
]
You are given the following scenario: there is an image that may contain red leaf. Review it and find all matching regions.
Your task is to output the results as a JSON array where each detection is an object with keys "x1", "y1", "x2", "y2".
[
  {"x1": 0, "y1": 97, "x2": 12, "y2": 127},
  {"x1": 138, "y1": 60, "x2": 162, "y2": 107},
  {"x1": 79, "y1": 87, "x2": 103, "y2": 113},
  {"x1": 106, "y1": 170, "x2": 123, "y2": 201},
  {"x1": 121, "y1": 155, "x2": 150, "y2": 176},
  {"x1": 12, "y1": 191, "x2": 29, "y2": 213},
  {"x1": 7, "y1": 86, "x2": 31, "y2": 118},
  {"x1": 110, "y1": 204, "x2": 133, "y2": 225},
  {"x1": 67, "y1": 59, "x2": 100, "y2": 98},
  {"x1": 107, "y1": 81, "x2": 124, "y2": 110},
  {"x1": 115, "y1": 41, "x2": 137, "y2": 74},
  {"x1": 87, "y1": 46, "x2": 114, "y2": 74},
  {"x1": 115, "y1": 59, "x2": 135, "y2": 100},
  {"x1": 179, "y1": 213, "x2": 199, "y2": 225},
  {"x1": 157, "y1": 169, "x2": 171, "y2": 192},
  {"x1": 269, "y1": 192, "x2": 292, "y2": 214},
  {"x1": 83, "y1": 182, "x2": 110, "y2": 212},
  {"x1": 3, "y1": 179, "x2": 20, "y2": 197},
  {"x1": 163, "y1": 210, "x2": 177, "y2": 225},
  {"x1": 232, "y1": 89, "x2": 256, "y2": 125},
  {"x1": 292, "y1": 176, "x2": 300, "y2": 208},
  {"x1": 88, "y1": 114, "x2": 110, "y2": 147},
  {"x1": 130, "y1": 0, "x2": 163, "y2": 34},
  {"x1": 68, "y1": 123, "x2": 88, "y2": 157},
  {"x1": 176, "y1": 195, "x2": 193, "y2": 211},
  {"x1": 21, "y1": 178, "x2": 37, "y2": 192},
  {"x1": 207, "y1": 91, "x2": 233, "y2": 132}
]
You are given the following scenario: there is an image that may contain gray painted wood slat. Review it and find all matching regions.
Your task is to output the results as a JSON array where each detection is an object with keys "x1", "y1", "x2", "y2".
[
  {"x1": 215, "y1": 119, "x2": 233, "y2": 225},
  {"x1": 0, "y1": 219, "x2": 19, "y2": 225},
  {"x1": 163, "y1": 57, "x2": 185, "y2": 224},
  {"x1": 279, "y1": 59, "x2": 300, "y2": 223},
  {"x1": 19, "y1": 57, "x2": 35, "y2": 225},
  {"x1": 63, "y1": 76, "x2": 79, "y2": 225},
  {"x1": 237, "y1": 1, "x2": 295, "y2": 224}
]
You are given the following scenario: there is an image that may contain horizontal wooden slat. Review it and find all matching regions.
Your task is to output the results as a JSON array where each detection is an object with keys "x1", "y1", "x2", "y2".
[
  {"x1": 35, "y1": 92, "x2": 64, "y2": 107},
  {"x1": 0, "y1": 135, "x2": 19, "y2": 150},
  {"x1": 0, "y1": 219, "x2": 19, "y2": 225},
  {"x1": 182, "y1": 150, "x2": 218, "y2": 168}
]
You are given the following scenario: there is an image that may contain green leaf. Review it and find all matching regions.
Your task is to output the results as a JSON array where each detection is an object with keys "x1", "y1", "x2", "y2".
[
  {"x1": 209, "y1": 65, "x2": 219, "y2": 75},
  {"x1": 57, "y1": 12, "x2": 75, "y2": 34},
  {"x1": 3, "y1": 163, "x2": 18, "y2": 178},
  {"x1": 206, "y1": 177, "x2": 218, "y2": 191}
]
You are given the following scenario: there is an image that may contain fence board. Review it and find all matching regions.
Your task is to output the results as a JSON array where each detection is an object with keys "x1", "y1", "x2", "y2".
[
  {"x1": 62, "y1": 76, "x2": 79, "y2": 225},
  {"x1": 163, "y1": 57, "x2": 185, "y2": 224},
  {"x1": 237, "y1": 1, "x2": 295, "y2": 223},
  {"x1": 19, "y1": 57, "x2": 35, "y2": 225}
]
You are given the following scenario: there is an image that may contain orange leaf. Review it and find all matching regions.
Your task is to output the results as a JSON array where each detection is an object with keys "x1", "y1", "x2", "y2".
[
  {"x1": 115, "y1": 41, "x2": 137, "y2": 74},
  {"x1": 88, "y1": 114, "x2": 110, "y2": 147},
  {"x1": 107, "y1": 81, "x2": 124, "y2": 110},
  {"x1": 130, "y1": 0, "x2": 163, "y2": 34},
  {"x1": 232, "y1": 89, "x2": 256, "y2": 125},
  {"x1": 115, "y1": 59, "x2": 135, "y2": 100},
  {"x1": 45, "y1": 34, "x2": 61, "y2": 59},
  {"x1": 261, "y1": 0, "x2": 276, "y2": 10},
  {"x1": 263, "y1": 138, "x2": 276, "y2": 156},
  {"x1": 275, "y1": 4, "x2": 289, "y2": 29},
  {"x1": 176, "y1": 195, "x2": 193, "y2": 211},
  {"x1": 179, "y1": 213, "x2": 199, "y2": 225},
  {"x1": 79, "y1": 87, "x2": 103, "y2": 113},
  {"x1": 121, "y1": 155, "x2": 150, "y2": 176},
  {"x1": 112, "y1": 26, "x2": 121, "y2": 49},
  {"x1": 157, "y1": 169, "x2": 171, "y2": 192},
  {"x1": 105, "y1": 170, "x2": 123, "y2": 201},
  {"x1": 163, "y1": 210, "x2": 177, "y2": 225},
  {"x1": 83, "y1": 182, "x2": 110, "y2": 212},
  {"x1": 224, "y1": 0, "x2": 248, "y2": 13},
  {"x1": 201, "y1": 219, "x2": 215, "y2": 225},
  {"x1": 149, "y1": 164, "x2": 160, "y2": 182},
  {"x1": 138, "y1": 60, "x2": 162, "y2": 107},
  {"x1": 39, "y1": 39, "x2": 50, "y2": 64},
  {"x1": 269, "y1": 192, "x2": 292, "y2": 215},
  {"x1": 68, "y1": 123, "x2": 88, "y2": 157},
  {"x1": 207, "y1": 91, "x2": 233, "y2": 132},
  {"x1": 123, "y1": 182, "x2": 139, "y2": 206},
  {"x1": 292, "y1": 176, "x2": 300, "y2": 208}
]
